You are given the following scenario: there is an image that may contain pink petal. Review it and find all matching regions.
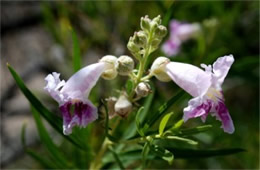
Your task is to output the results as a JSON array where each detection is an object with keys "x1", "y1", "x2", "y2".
[
  {"x1": 60, "y1": 100, "x2": 98, "y2": 135},
  {"x1": 213, "y1": 101, "x2": 235, "y2": 134},
  {"x1": 166, "y1": 62, "x2": 212, "y2": 97},
  {"x1": 212, "y1": 55, "x2": 234, "y2": 86},
  {"x1": 183, "y1": 97, "x2": 212, "y2": 122},
  {"x1": 161, "y1": 38, "x2": 181, "y2": 57},
  {"x1": 61, "y1": 62, "x2": 105, "y2": 99}
]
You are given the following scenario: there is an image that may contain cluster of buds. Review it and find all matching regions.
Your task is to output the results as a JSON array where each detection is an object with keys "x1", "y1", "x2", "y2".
[
  {"x1": 127, "y1": 15, "x2": 167, "y2": 58},
  {"x1": 99, "y1": 55, "x2": 135, "y2": 79}
]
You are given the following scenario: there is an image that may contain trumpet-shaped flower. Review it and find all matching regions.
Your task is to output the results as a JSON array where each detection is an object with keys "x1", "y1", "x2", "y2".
[
  {"x1": 166, "y1": 55, "x2": 235, "y2": 133},
  {"x1": 162, "y1": 20, "x2": 200, "y2": 57},
  {"x1": 44, "y1": 62, "x2": 105, "y2": 135}
]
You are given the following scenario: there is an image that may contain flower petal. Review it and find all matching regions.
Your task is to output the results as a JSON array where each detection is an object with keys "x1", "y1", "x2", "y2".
[
  {"x1": 60, "y1": 100, "x2": 98, "y2": 135},
  {"x1": 183, "y1": 97, "x2": 212, "y2": 122},
  {"x1": 161, "y1": 39, "x2": 181, "y2": 56},
  {"x1": 166, "y1": 62, "x2": 212, "y2": 97},
  {"x1": 212, "y1": 55, "x2": 234, "y2": 86},
  {"x1": 44, "y1": 72, "x2": 66, "y2": 103},
  {"x1": 213, "y1": 101, "x2": 235, "y2": 134},
  {"x1": 61, "y1": 62, "x2": 105, "y2": 99}
]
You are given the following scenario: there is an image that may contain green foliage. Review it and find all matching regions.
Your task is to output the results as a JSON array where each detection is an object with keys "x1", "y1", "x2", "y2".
[
  {"x1": 159, "y1": 112, "x2": 174, "y2": 136},
  {"x1": 71, "y1": 29, "x2": 82, "y2": 72}
]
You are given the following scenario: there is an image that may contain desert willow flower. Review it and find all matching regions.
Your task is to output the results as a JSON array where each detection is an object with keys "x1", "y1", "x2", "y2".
[
  {"x1": 152, "y1": 55, "x2": 235, "y2": 134},
  {"x1": 162, "y1": 20, "x2": 201, "y2": 57},
  {"x1": 44, "y1": 56, "x2": 118, "y2": 135}
]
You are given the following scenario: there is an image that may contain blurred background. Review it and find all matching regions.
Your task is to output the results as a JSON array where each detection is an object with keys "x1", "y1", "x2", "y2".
[{"x1": 1, "y1": 1, "x2": 259, "y2": 169}]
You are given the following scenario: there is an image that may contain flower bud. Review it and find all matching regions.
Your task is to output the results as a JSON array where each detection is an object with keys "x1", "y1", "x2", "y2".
[
  {"x1": 106, "y1": 97, "x2": 117, "y2": 119},
  {"x1": 127, "y1": 37, "x2": 140, "y2": 53},
  {"x1": 150, "y1": 15, "x2": 161, "y2": 30},
  {"x1": 115, "y1": 94, "x2": 132, "y2": 117},
  {"x1": 100, "y1": 55, "x2": 118, "y2": 80},
  {"x1": 155, "y1": 25, "x2": 167, "y2": 38},
  {"x1": 141, "y1": 15, "x2": 151, "y2": 32},
  {"x1": 116, "y1": 55, "x2": 135, "y2": 76},
  {"x1": 151, "y1": 38, "x2": 161, "y2": 50},
  {"x1": 133, "y1": 32, "x2": 146, "y2": 47},
  {"x1": 150, "y1": 57, "x2": 171, "y2": 82},
  {"x1": 135, "y1": 82, "x2": 151, "y2": 97}
]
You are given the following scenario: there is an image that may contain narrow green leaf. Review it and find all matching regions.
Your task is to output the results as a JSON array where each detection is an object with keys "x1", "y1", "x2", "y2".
[
  {"x1": 162, "y1": 136, "x2": 198, "y2": 145},
  {"x1": 125, "y1": 79, "x2": 133, "y2": 95},
  {"x1": 21, "y1": 123, "x2": 57, "y2": 168},
  {"x1": 26, "y1": 149, "x2": 57, "y2": 169},
  {"x1": 108, "y1": 146, "x2": 125, "y2": 170},
  {"x1": 71, "y1": 29, "x2": 81, "y2": 72},
  {"x1": 162, "y1": 1, "x2": 175, "y2": 26},
  {"x1": 7, "y1": 64, "x2": 86, "y2": 150},
  {"x1": 139, "y1": 82, "x2": 155, "y2": 123},
  {"x1": 166, "y1": 147, "x2": 246, "y2": 159},
  {"x1": 136, "y1": 107, "x2": 145, "y2": 136},
  {"x1": 31, "y1": 106, "x2": 70, "y2": 168},
  {"x1": 178, "y1": 125, "x2": 213, "y2": 136},
  {"x1": 142, "y1": 142, "x2": 150, "y2": 168},
  {"x1": 159, "y1": 112, "x2": 174, "y2": 136},
  {"x1": 150, "y1": 145, "x2": 174, "y2": 165},
  {"x1": 21, "y1": 123, "x2": 27, "y2": 147},
  {"x1": 144, "y1": 90, "x2": 185, "y2": 132},
  {"x1": 171, "y1": 119, "x2": 184, "y2": 130}
]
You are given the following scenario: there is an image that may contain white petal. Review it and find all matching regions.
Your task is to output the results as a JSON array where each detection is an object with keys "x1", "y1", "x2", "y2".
[
  {"x1": 166, "y1": 62, "x2": 212, "y2": 97},
  {"x1": 61, "y1": 62, "x2": 105, "y2": 99},
  {"x1": 212, "y1": 55, "x2": 234, "y2": 86},
  {"x1": 44, "y1": 72, "x2": 65, "y2": 103}
]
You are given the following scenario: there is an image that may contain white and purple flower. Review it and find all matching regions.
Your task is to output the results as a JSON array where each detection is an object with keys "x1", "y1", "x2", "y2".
[
  {"x1": 166, "y1": 55, "x2": 235, "y2": 134},
  {"x1": 162, "y1": 20, "x2": 201, "y2": 57},
  {"x1": 44, "y1": 62, "x2": 106, "y2": 135}
]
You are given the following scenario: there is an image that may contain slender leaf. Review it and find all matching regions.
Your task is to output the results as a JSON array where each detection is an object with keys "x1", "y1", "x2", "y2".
[
  {"x1": 162, "y1": 1, "x2": 175, "y2": 26},
  {"x1": 103, "y1": 147, "x2": 245, "y2": 163},
  {"x1": 139, "y1": 82, "x2": 155, "y2": 123},
  {"x1": 142, "y1": 142, "x2": 150, "y2": 168},
  {"x1": 31, "y1": 106, "x2": 70, "y2": 168},
  {"x1": 21, "y1": 123, "x2": 57, "y2": 168},
  {"x1": 178, "y1": 125, "x2": 213, "y2": 136},
  {"x1": 26, "y1": 149, "x2": 57, "y2": 169},
  {"x1": 125, "y1": 79, "x2": 134, "y2": 95},
  {"x1": 160, "y1": 136, "x2": 198, "y2": 145},
  {"x1": 136, "y1": 107, "x2": 145, "y2": 136},
  {"x1": 71, "y1": 29, "x2": 81, "y2": 72},
  {"x1": 143, "y1": 90, "x2": 185, "y2": 132},
  {"x1": 167, "y1": 147, "x2": 246, "y2": 159},
  {"x1": 159, "y1": 112, "x2": 174, "y2": 136},
  {"x1": 150, "y1": 145, "x2": 174, "y2": 165},
  {"x1": 108, "y1": 146, "x2": 125, "y2": 170},
  {"x1": 7, "y1": 64, "x2": 86, "y2": 150}
]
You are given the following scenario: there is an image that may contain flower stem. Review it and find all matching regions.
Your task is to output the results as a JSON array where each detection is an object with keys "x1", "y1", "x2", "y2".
[
  {"x1": 89, "y1": 138, "x2": 110, "y2": 169},
  {"x1": 129, "y1": 30, "x2": 153, "y2": 100}
]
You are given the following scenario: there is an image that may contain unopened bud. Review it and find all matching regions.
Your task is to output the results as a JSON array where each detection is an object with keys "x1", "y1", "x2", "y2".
[
  {"x1": 155, "y1": 25, "x2": 167, "y2": 38},
  {"x1": 135, "y1": 82, "x2": 151, "y2": 97},
  {"x1": 115, "y1": 94, "x2": 132, "y2": 117},
  {"x1": 150, "y1": 57, "x2": 171, "y2": 82},
  {"x1": 116, "y1": 55, "x2": 134, "y2": 76},
  {"x1": 133, "y1": 32, "x2": 146, "y2": 46},
  {"x1": 151, "y1": 38, "x2": 161, "y2": 50},
  {"x1": 150, "y1": 15, "x2": 161, "y2": 30},
  {"x1": 141, "y1": 15, "x2": 151, "y2": 32},
  {"x1": 127, "y1": 37, "x2": 140, "y2": 53},
  {"x1": 106, "y1": 97, "x2": 117, "y2": 119},
  {"x1": 100, "y1": 55, "x2": 118, "y2": 80}
]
